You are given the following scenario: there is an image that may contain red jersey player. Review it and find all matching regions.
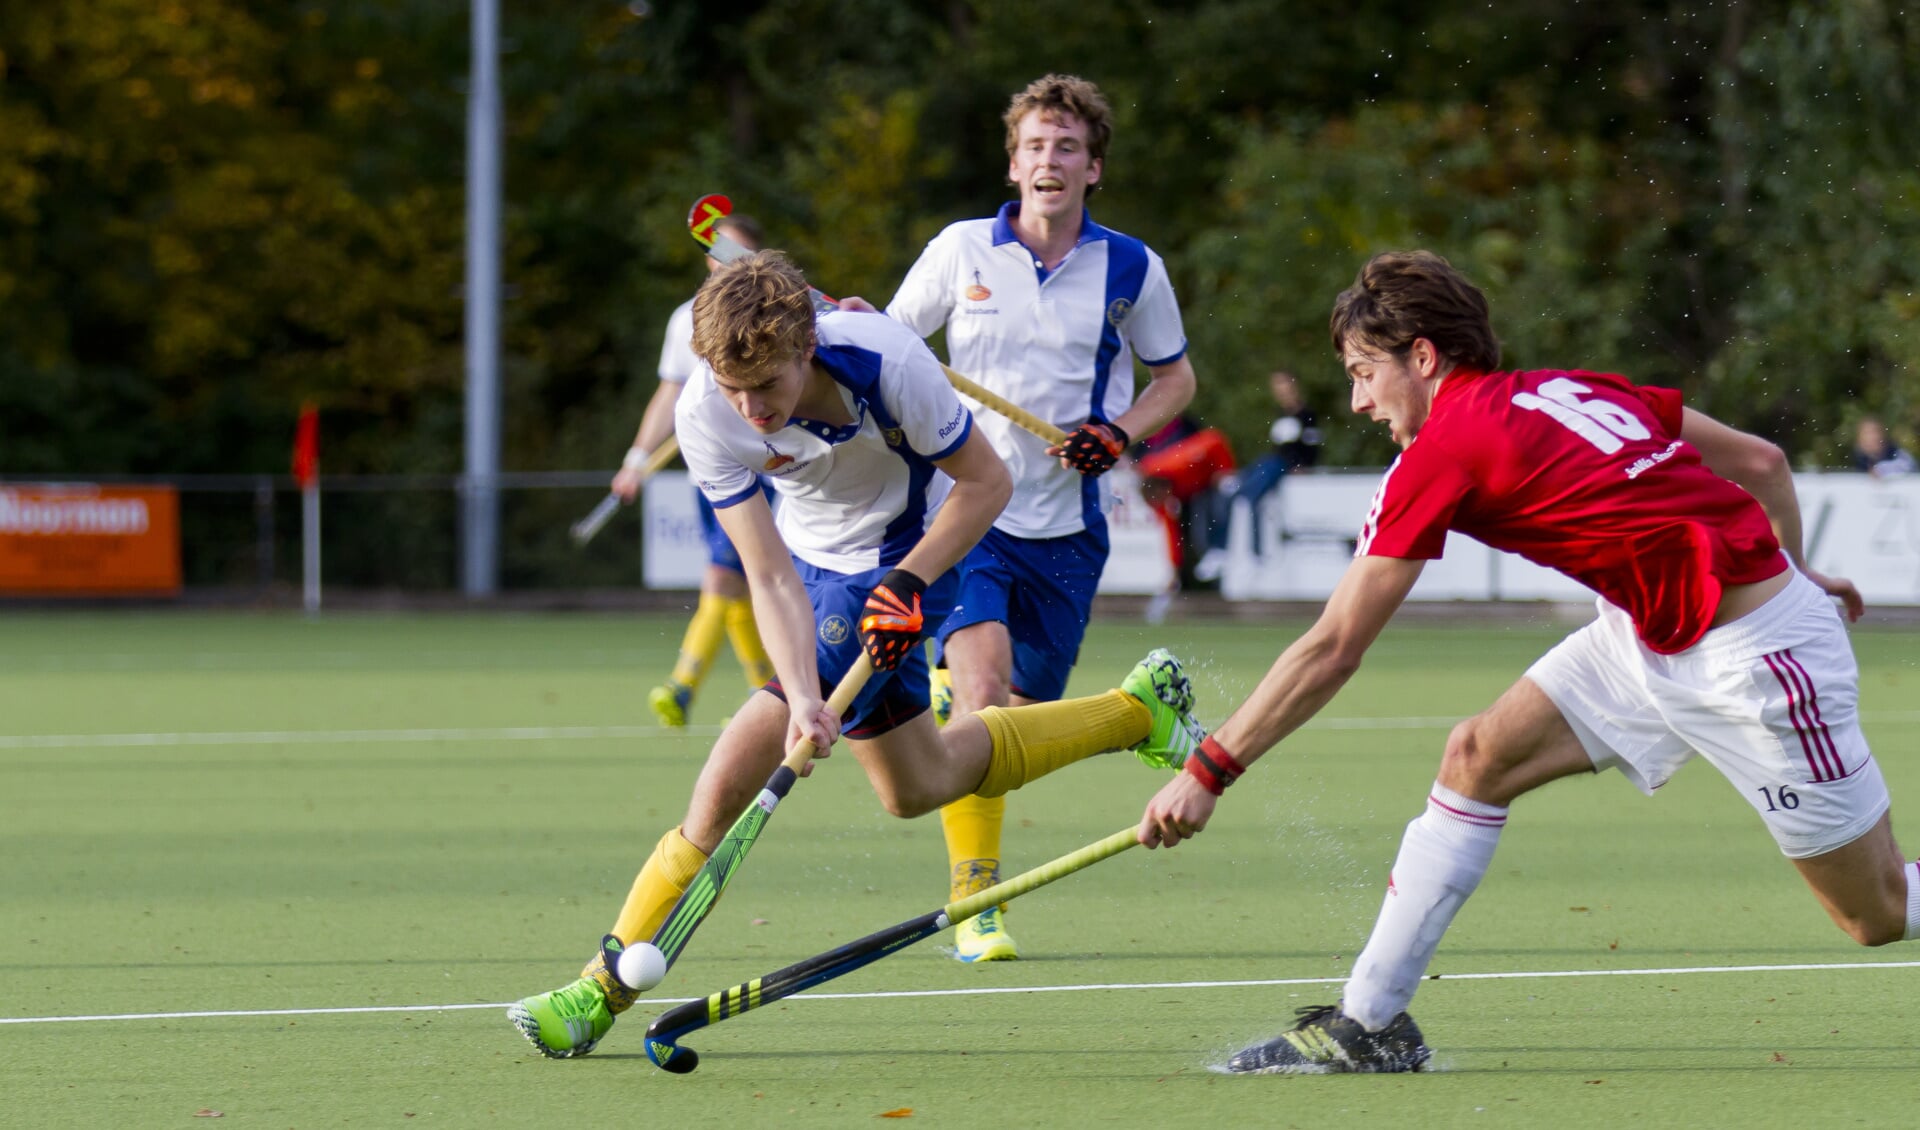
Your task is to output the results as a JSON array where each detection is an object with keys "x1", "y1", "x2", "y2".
[{"x1": 1138, "y1": 250, "x2": 1908, "y2": 1074}]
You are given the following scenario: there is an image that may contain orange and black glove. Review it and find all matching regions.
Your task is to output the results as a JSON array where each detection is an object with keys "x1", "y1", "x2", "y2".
[
  {"x1": 1054, "y1": 421, "x2": 1129, "y2": 476},
  {"x1": 859, "y1": 568, "x2": 927, "y2": 671}
]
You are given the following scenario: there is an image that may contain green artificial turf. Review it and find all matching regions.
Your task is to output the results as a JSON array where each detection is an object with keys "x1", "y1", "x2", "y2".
[{"x1": 4, "y1": 610, "x2": 1919, "y2": 1126}]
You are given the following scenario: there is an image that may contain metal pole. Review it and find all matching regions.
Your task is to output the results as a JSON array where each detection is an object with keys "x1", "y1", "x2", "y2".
[
  {"x1": 462, "y1": 0, "x2": 503, "y2": 596},
  {"x1": 255, "y1": 474, "x2": 275, "y2": 591},
  {"x1": 302, "y1": 482, "x2": 321, "y2": 615}
]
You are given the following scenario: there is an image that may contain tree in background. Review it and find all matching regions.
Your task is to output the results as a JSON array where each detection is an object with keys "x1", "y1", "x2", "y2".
[{"x1": 0, "y1": 0, "x2": 1911, "y2": 492}]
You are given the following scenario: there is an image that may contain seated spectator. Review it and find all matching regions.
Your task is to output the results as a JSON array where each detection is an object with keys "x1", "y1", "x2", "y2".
[
  {"x1": 1195, "y1": 370, "x2": 1323, "y2": 580},
  {"x1": 1853, "y1": 416, "x2": 1916, "y2": 478}
]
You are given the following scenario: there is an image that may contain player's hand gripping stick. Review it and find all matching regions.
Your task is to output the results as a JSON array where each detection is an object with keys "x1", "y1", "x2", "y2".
[
  {"x1": 570, "y1": 437, "x2": 681, "y2": 546},
  {"x1": 858, "y1": 569, "x2": 926, "y2": 671},
  {"x1": 1050, "y1": 421, "x2": 1130, "y2": 476}
]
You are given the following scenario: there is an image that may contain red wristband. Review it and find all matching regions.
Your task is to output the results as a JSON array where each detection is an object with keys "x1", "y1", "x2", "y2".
[{"x1": 1183, "y1": 735, "x2": 1247, "y2": 796}]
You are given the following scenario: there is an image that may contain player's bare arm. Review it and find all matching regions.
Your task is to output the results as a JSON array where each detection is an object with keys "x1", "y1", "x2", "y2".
[
  {"x1": 1110, "y1": 356, "x2": 1197, "y2": 448},
  {"x1": 711, "y1": 494, "x2": 839, "y2": 759},
  {"x1": 1681, "y1": 407, "x2": 1864, "y2": 620},
  {"x1": 1045, "y1": 356, "x2": 1197, "y2": 475},
  {"x1": 614, "y1": 382, "x2": 683, "y2": 500},
  {"x1": 891, "y1": 428, "x2": 1011, "y2": 586},
  {"x1": 1138, "y1": 554, "x2": 1425, "y2": 848}
]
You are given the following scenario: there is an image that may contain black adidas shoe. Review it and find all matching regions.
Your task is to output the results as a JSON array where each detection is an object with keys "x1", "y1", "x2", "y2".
[{"x1": 1225, "y1": 1004, "x2": 1432, "y2": 1074}]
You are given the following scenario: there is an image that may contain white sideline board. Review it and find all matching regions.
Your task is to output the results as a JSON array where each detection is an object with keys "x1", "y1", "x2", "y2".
[{"x1": 1215, "y1": 470, "x2": 1920, "y2": 606}]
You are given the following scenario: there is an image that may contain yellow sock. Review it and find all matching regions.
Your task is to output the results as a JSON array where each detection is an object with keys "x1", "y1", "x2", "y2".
[
  {"x1": 582, "y1": 828, "x2": 708, "y2": 1015},
  {"x1": 723, "y1": 596, "x2": 774, "y2": 687},
  {"x1": 670, "y1": 594, "x2": 730, "y2": 690},
  {"x1": 941, "y1": 793, "x2": 1005, "y2": 899},
  {"x1": 609, "y1": 827, "x2": 709, "y2": 946},
  {"x1": 972, "y1": 691, "x2": 1150, "y2": 798}
]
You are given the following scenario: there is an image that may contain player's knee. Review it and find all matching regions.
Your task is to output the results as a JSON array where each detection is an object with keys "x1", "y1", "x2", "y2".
[
  {"x1": 1834, "y1": 906, "x2": 1906, "y2": 947},
  {"x1": 1438, "y1": 717, "x2": 1534, "y2": 804},
  {"x1": 1439, "y1": 719, "x2": 1501, "y2": 794},
  {"x1": 870, "y1": 779, "x2": 942, "y2": 820},
  {"x1": 954, "y1": 668, "x2": 1012, "y2": 712}
]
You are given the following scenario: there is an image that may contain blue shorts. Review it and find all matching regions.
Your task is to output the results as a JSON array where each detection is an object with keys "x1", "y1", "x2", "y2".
[
  {"x1": 764, "y1": 559, "x2": 957, "y2": 739},
  {"x1": 935, "y1": 526, "x2": 1108, "y2": 702},
  {"x1": 696, "y1": 481, "x2": 772, "y2": 574}
]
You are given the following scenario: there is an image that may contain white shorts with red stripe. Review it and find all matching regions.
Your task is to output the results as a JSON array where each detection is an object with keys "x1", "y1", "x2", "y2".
[{"x1": 1527, "y1": 569, "x2": 1888, "y2": 859}]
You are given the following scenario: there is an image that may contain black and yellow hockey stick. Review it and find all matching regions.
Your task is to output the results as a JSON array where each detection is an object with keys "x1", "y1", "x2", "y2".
[{"x1": 643, "y1": 826, "x2": 1141, "y2": 1073}]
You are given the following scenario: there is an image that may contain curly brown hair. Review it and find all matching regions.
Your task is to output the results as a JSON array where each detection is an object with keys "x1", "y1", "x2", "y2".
[
  {"x1": 1330, "y1": 251, "x2": 1501, "y2": 372},
  {"x1": 691, "y1": 250, "x2": 816, "y2": 383},
  {"x1": 1003, "y1": 74, "x2": 1113, "y2": 183}
]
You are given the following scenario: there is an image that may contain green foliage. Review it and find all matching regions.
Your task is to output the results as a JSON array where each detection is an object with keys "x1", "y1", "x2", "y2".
[
  {"x1": 1703, "y1": 0, "x2": 1920, "y2": 460},
  {"x1": 1186, "y1": 99, "x2": 1645, "y2": 464},
  {"x1": 1, "y1": 0, "x2": 1914, "y2": 491}
]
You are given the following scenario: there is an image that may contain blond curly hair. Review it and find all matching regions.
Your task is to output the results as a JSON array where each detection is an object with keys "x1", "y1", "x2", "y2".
[{"x1": 691, "y1": 250, "x2": 816, "y2": 383}]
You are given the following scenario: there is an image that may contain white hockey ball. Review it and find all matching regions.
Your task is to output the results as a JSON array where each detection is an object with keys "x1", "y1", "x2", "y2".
[{"x1": 616, "y1": 941, "x2": 668, "y2": 991}]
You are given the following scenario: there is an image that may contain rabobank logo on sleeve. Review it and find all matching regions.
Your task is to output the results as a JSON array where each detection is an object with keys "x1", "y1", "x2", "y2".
[{"x1": 938, "y1": 405, "x2": 964, "y2": 439}]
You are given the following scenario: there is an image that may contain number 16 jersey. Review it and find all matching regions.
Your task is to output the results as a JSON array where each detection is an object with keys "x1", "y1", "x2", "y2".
[{"x1": 1357, "y1": 369, "x2": 1785, "y2": 655}]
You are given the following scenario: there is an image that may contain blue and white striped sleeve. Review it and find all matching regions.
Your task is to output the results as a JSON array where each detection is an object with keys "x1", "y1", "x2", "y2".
[
  {"x1": 673, "y1": 383, "x2": 760, "y2": 508},
  {"x1": 1126, "y1": 251, "x2": 1188, "y2": 368}
]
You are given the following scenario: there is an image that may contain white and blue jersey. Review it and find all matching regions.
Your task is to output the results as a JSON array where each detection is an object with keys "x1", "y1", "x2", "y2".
[
  {"x1": 657, "y1": 298, "x2": 700, "y2": 386},
  {"x1": 674, "y1": 310, "x2": 974, "y2": 575},
  {"x1": 656, "y1": 295, "x2": 763, "y2": 572},
  {"x1": 886, "y1": 203, "x2": 1187, "y2": 539}
]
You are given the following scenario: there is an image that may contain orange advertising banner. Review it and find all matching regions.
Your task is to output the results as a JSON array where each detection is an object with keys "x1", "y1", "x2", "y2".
[{"x1": 0, "y1": 484, "x2": 183, "y2": 596}]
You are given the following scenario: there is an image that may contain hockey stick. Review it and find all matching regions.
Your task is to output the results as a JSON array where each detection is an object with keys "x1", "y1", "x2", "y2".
[
  {"x1": 642, "y1": 826, "x2": 1141, "y2": 1073},
  {"x1": 569, "y1": 437, "x2": 681, "y2": 546},
  {"x1": 687, "y1": 194, "x2": 1069, "y2": 447},
  {"x1": 938, "y1": 366, "x2": 1068, "y2": 446},
  {"x1": 644, "y1": 653, "x2": 876, "y2": 975}
]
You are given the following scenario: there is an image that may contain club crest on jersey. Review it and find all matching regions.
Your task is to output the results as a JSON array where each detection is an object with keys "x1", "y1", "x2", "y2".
[
  {"x1": 964, "y1": 270, "x2": 992, "y2": 302},
  {"x1": 762, "y1": 441, "x2": 796, "y2": 472},
  {"x1": 819, "y1": 615, "x2": 852, "y2": 646},
  {"x1": 882, "y1": 426, "x2": 906, "y2": 448},
  {"x1": 1106, "y1": 297, "x2": 1133, "y2": 328}
]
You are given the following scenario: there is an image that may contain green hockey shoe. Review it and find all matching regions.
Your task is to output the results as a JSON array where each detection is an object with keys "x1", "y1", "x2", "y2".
[
  {"x1": 649, "y1": 682, "x2": 692, "y2": 728},
  {"x1": 1119, "y1": 648, "x2": 1204, "y2": 769},
  {"x1": 930, "y1": 665, "x2": 954, "y2": 727},
  {"x1": 953, "y1": 904, "x2": 1020, "y2": 962},
  {"x1": 506, "y1": 977, "x2": 614, "y2": 1059}
]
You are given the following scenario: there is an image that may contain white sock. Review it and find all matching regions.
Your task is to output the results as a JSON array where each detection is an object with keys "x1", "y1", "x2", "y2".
[
  {"x1": 1904, "y1": 861, "x2": 1920, "y2": 942},
  {"x1": 1342, "y1": 782, "x2": 1508, "y2": 1031}
]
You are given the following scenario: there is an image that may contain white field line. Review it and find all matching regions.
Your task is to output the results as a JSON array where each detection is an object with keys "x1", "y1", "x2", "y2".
[
  {"x1": 0, "y1": 724, "x2": 724, "y2": 749},
  {"x1": 5, "y1": 960, "x2": 1917, "y2": 1026},
  {"x1": 0, "y1": 650, "x2": 658, "y2": 672},
  {"x1": 9, "y1": 711, "x2": 1920, "y2": 750}
]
